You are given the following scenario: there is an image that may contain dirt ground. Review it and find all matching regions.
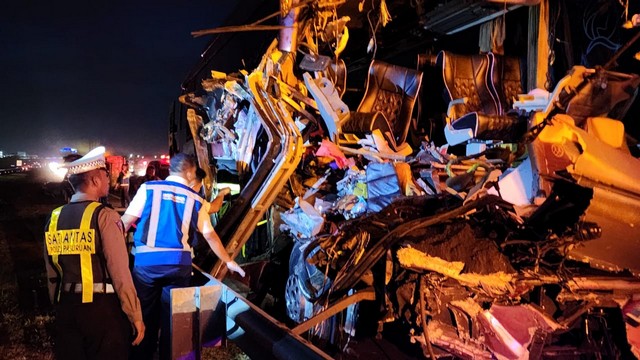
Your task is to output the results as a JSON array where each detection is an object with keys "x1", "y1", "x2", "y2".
[
  {"x1": 0, "y1": 171, "x2": 57, "y2": 359},
  {"x1": 0, "y1": 170, "x2": 247, "y2": 359}
]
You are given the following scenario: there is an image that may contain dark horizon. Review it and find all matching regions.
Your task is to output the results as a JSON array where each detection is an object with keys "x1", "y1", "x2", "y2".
[{"x1": 0, "y1": 1, "x2": 238, "y2": 157}]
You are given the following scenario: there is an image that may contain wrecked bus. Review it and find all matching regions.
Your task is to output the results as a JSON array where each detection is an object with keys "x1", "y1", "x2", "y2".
[{"x1": 167, "y1": 0, "x2": 640, "y2": 358}]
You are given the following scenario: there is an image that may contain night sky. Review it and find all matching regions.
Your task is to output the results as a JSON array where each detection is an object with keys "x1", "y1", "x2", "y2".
[{"x1": 0, "y1": 1, "x2": 237, "y2": 157}]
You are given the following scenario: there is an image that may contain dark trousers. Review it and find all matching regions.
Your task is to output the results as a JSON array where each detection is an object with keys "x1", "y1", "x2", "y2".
[
  {"x1": 54, "y1": 293, "x2": 131, "y2": 360},
  {"x1": 120, "y1": 185, "x2": 131, "y2": 208},
  {"x1": 131, "y1": 265, "x2": 191, "y2": 360}
]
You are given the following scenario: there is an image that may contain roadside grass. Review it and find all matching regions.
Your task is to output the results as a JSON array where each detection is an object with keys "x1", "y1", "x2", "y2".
[
  {"x1": 0, "y1": 172, "x2": 55, "y2": 359},
  {"x1": 0, "y1": 225, "x2": 54, "y2": 360}
]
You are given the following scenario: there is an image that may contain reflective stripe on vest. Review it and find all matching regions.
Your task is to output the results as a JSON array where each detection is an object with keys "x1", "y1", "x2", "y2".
[
  {"x1": 48, "y1": 206, "x2": 64, "y2": 302},
  {"x1": 133, "y1": 181, "x2": 203, "y2": 266},
  {"x1": 46, "y1": 202, "x2": 101, "y2": 303}
]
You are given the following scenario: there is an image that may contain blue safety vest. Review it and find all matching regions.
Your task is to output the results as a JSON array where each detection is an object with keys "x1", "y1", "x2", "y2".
[{"x1": 133, "y1": 180, "x2": 204, "y2": 267}]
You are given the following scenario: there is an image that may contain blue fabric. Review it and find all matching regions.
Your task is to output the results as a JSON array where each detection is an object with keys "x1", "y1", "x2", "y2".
[
  {"x1": 134, "y1": 250, "x2": 192, "y2": 267},
  {"x1": 132, "y1": 180, "x2": 203, "y2": 267},
  {"x1": 366, "y1": 162, "x2": 402, "y2": 212},
  {"x1": 131, "y1": 265, "x2": 191, "y2": 360}
]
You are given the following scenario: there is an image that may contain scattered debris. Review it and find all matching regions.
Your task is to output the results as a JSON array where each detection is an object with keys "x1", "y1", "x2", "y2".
[{"x1": 180, "y1": 1, "x2": 640, "y2": 358}]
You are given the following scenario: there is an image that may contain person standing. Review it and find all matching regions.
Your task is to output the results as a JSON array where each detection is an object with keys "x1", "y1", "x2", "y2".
[
  {"x1": 142, "y1": 165, "x2": 160, "y2": 183},
  {"x1": 116, "y1": 163, "x2": 131, "y2": 208},
  {"x1": 121, "y1": 153, "x2": 244, "y2": 360},
  {"x1": 193, "y1": 167, "x2": 231, "y2": 214},
  {"x1": 43, "y1": 146, "x2": 144, "y2": 360},
  {"x1": 132, "y1": 165, "x2": 161, "y2": 197}
]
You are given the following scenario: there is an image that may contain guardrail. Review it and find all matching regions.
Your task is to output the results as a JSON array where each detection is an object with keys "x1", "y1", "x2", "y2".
[{"x1": 170, "y1": 277, "x2": 332, "y2": 360}]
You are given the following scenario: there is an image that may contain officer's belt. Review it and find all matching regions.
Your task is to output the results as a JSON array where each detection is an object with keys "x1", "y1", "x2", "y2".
[{"x1": 62, "y1": 283, "x2": 115, "y2": 294}]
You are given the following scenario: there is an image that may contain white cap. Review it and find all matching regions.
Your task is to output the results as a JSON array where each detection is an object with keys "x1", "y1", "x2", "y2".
[{"x1": 61, "y1": 146, "x2": 107, "y2": 175}]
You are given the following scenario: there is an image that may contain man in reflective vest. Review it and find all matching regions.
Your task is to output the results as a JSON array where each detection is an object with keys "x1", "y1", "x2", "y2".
[
  {"x1": 121, "y1": 153, "x2": 245, "y2": 360},
  {"x1": 44, "y1": 146, "x2": 145, "y2": 359}
]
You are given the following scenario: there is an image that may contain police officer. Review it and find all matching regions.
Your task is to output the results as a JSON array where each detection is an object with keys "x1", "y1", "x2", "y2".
[
  {"x1": 121, "y1": 153, "x2": 244, "y2": 360},
  {"x1": 44, "y1": 146, "x2": 145, "y2": 359}
]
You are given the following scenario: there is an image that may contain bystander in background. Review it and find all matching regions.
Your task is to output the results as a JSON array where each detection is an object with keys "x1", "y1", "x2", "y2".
[
  {"x1": 193, "y1": 167, "x2": 231, "y2": 214},
  {"x1": 116, "y1": 163, "x2": 131, "y2": 208}
]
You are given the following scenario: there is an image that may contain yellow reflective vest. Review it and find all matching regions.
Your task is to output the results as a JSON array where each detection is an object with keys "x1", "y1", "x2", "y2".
[{"x1": 45, "y1": 201, "x2": 110, "y2": 303}]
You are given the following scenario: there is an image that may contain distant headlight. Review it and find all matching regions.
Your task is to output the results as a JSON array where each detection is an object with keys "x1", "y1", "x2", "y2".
[{"x1": 48, "y1": 162, "x2": 68, "y2": 181}]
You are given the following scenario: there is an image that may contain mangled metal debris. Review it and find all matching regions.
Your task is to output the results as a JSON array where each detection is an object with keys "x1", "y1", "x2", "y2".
[{"x1": 173, "y1": 1, "x2": 640, "y2": 358}]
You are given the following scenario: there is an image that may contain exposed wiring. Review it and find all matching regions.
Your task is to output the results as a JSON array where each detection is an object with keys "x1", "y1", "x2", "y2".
[
  {"x1": 580, "y1": 1, "x2": 623, "y2": 66},
  {"x1": 619, "y1": 0, "x2": 629, "y2": 21},
  {"x1": 419, "y1": 275, "x2": 437, "y2": 360},
  {"x1": 546, "y1": 1, "x2": 561, "y2": 90},
  {"x1": 366, "y1": 0, "x2": 381, "y2": 58}
]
